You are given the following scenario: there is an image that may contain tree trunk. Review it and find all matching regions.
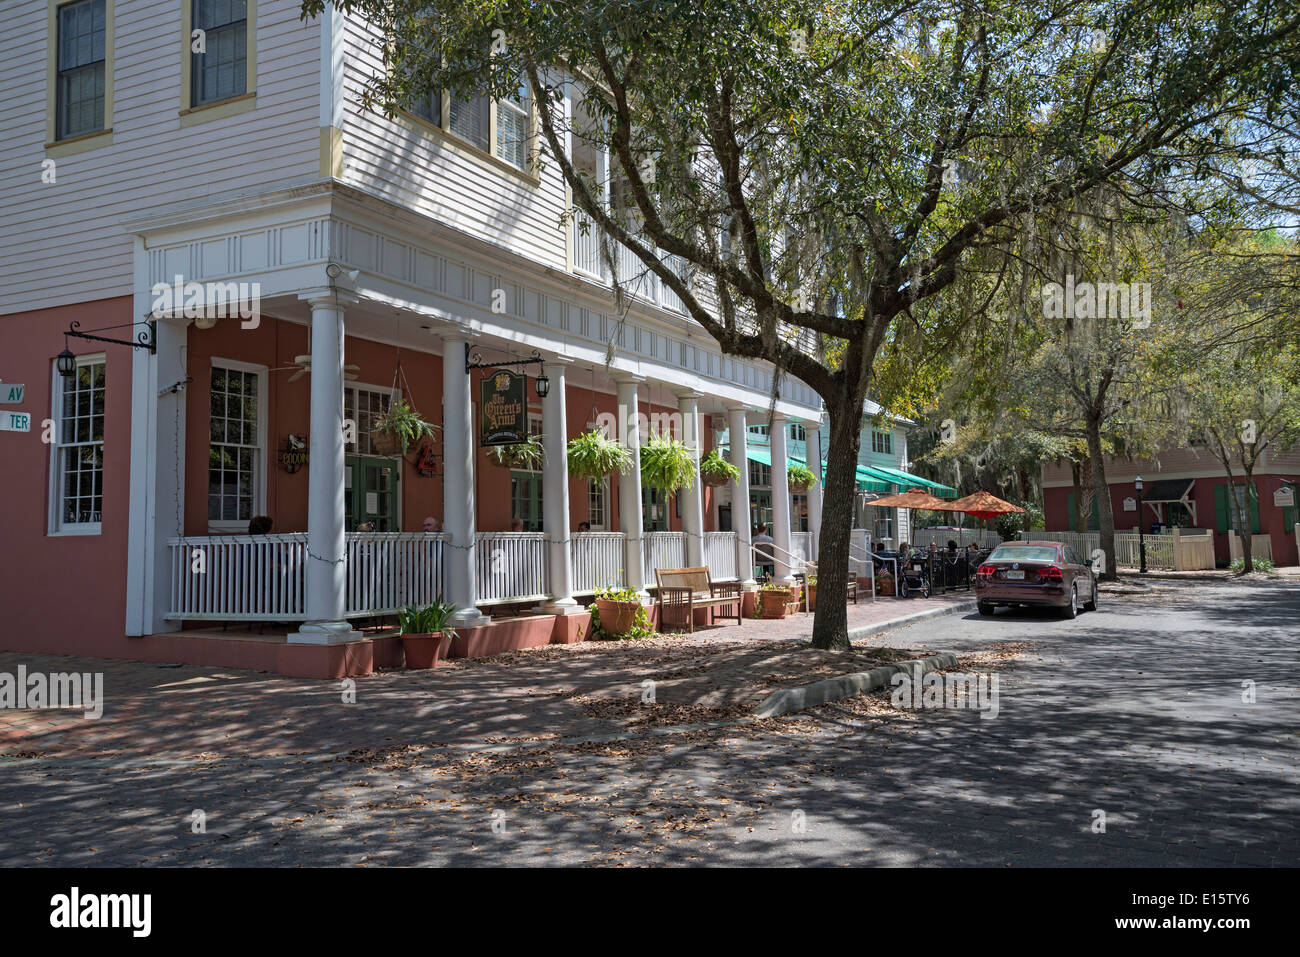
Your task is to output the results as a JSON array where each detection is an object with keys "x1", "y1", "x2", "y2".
[
  {"x1": 1085, "y1": 413, "x2": 1117, "y2": 580},
  {"x1": 1070, "y1": 459, "x2": 1083, "y2": 532},
  {"x1": 1238, "y1": 471, "x2": 1255, "y2": 573},
  {"x1": 810, "y1": 397, "x2": 864, "y2": 650}
]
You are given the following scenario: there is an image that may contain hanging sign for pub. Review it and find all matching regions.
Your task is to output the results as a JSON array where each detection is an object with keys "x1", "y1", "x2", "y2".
[{"x1": 480, "y1": 370, "x2": 526, "y2": 446}]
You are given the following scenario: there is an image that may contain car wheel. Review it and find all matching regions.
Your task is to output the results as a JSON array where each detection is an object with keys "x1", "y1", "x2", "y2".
[
  {"x1": 1061, "y1": 584, "x2": 1078, "y2": 619},
  {"x1": 1084, "y1": 579, "x2": 1098, "y2": 611},
  {"x1": 977, "y1": 602, "x2": 995, "y2": 616}
]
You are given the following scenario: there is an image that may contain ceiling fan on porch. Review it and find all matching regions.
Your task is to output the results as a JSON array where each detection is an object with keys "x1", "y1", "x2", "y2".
[{"x1": 270, "y1": 354, "x2": 361, "y2": 383}]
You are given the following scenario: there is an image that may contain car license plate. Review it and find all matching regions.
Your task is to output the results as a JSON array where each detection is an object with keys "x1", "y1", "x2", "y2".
[{"x1": 1005, "y1": 570, "x2": 1025, "y2": 580}]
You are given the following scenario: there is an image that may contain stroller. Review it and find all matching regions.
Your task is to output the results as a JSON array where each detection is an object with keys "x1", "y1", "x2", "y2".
[{"x1": 896, "y1": 549, "x2": 934, "y2": 598}]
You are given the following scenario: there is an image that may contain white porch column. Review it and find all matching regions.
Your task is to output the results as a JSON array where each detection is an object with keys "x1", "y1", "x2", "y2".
[
  {"x1": 770, "y1": 410, "x2": 794, "y2": 582},
  {"x1": 805, "y1": 415, "x2": 824, "y2": 557},
  {"x1": 443, "y1": 333, "x2": 489, "y2": 627},
  {"x1": 291, "y1": 291, "x2": 358, "y2": 644},
  {"x1": 677, "y1": 390, "x2": 705, "y2": 568},
  {"x1": 615, "y1": 374, "x2": 649, "y2": 597},
  {"x1": 727, "y1": 405, "x2": 756, "y2": 585},
  {"x1": 541, "y1": 358, "x2": 579, "y2": 613}
]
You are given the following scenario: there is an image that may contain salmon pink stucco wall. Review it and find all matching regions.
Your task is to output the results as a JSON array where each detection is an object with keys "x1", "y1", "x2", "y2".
[{"x1": 0, "y1": 298, "x2": 134, "y2": 657}]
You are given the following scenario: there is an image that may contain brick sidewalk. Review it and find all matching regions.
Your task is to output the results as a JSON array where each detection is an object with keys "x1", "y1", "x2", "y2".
[{"x1": 0, "y1": 593, "x2": 971, "y2": 761}]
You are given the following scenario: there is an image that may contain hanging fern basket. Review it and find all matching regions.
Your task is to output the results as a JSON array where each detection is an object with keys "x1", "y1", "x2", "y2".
[
  {"x1": 787, "y1": 463, "x2": 818, "y2": 493},
  {"x1": 370, "y1": 429, "x2": 402, "y2": 456},
  {"x1": 699, "y1": 448, "x2": 740, "y2": 488}
]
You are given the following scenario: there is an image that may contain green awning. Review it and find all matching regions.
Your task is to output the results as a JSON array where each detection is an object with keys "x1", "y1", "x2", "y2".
[{"x1": 866, "y1": 465, "x2": 958, "y2": 498}]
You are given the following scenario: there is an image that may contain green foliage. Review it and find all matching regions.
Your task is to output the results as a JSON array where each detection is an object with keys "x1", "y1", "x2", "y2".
[
  {"x1": 373, "y1": 398, "x2": 438, "y2": 455},
  {"x1": 1230, "y1": 556, "x2": 1274, "y2": 574},
  {"x1": 639, "y1": 431, "x2": 696, "y2": 495},
  {"x1": 567, "y1": 429, "x2": 633, "y2": 481},
  {"x1": 787, "y1": 462, "x2": 817, "y2": 489},
  {"x1": 699, "y1": 448, "x2": 740, "y2": 482},
  {"x1": 590, "y1": 586, "x2": 656, "y2": 639},
  {"x1": 593, "y1": 583, "x2": 641, "y2": 603},
  {"x1": 398, "y1": 599, "x2": 456, "y2": 635},
  {"x1": 486, "y1": 432, "x2": 544, "y2": 469}
]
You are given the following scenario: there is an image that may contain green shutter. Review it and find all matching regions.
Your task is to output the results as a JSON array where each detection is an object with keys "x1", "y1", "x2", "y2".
[
  {"x1": 1214, "y1": 484, "x2": 1229, "y2": 533},
  {"x1": 1066, "y1": 492, "x2": 1076, "y2": 532}
]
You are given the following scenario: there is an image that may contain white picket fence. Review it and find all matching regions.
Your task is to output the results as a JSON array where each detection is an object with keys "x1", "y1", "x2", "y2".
[
  {"x1": 912, "y1": 528, "x2": 1001, "y2": 550},
  {"x1": 1229, "y1": 531, "x2": 1273, "y2": 564},
  {"x1": 572, "y1": 531, "x2": 626, "y2": 593},
  {"x1": 1020, "y1": 528, "x2": 1217, "y2": 571}
]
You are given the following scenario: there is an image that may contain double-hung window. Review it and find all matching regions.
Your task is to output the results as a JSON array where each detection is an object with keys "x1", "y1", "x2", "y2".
[
  {"x1": 872, "y1": 429, "x2": 893, "y2": 454},
  {"x1": 55, "y1": 0, "x2": 107, "y2": 140},
  {"x1": 50, "y1": 355, "x2": 106, "y2": 534},
  {"x1": 208, "y1": 363, "x2": 264, "y2": 527},
  {"x1": 191, "y1": 0, "x2": 248, "y2": 107},
  {"x1": 495, "y1": 82, "x2": 531, "y2": 170}
]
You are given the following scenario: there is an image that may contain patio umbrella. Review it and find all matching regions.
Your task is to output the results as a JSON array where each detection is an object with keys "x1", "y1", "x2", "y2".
[
  {"x1": 864, "y1": 489, "x2": 956, "y2": 550},
  {"x1": 947, "y1": 491, "x2": 1027, "y2": 545}
]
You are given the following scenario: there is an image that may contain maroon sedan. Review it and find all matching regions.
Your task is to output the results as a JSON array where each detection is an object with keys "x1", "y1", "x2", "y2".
[{"x1": 975, "y1": 542, "x2": 1098, "y2": 618}]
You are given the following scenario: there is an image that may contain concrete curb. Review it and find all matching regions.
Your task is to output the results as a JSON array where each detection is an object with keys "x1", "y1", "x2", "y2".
[
  {"x1": 846, "y1": 600, "x2": 976, "y2": 642},
  {"x1": 754, "y1": 652, "x2": 960, "y2": 718}
]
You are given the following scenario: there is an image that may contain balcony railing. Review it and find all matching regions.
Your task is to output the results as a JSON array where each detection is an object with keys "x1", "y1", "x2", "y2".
[
  {"x1": 476, "y1": 531, "x2": 548, "y2": 605},
  {"x1": 571, "y1": 207, "x2": 690, "y2": 313}
]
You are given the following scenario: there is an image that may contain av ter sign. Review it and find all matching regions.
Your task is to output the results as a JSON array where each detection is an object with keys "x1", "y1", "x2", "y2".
[
  {"x1": 0, "y1": 383, "x2": 24, "y2": 403},
  {"x1": 0, "y1": 411, "x2": 31, "y2": 432}
]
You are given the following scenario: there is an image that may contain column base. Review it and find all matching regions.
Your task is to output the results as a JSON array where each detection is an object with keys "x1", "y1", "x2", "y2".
[
  {"x1": 289, "y1": 620, "x2": 361, "y2": 645},
  {"x1": 450, "y1": 608, "x2": 491, "y2": 628},
  {"x1": 538, "y1": 599, "x2": 585, "y2": 616}
]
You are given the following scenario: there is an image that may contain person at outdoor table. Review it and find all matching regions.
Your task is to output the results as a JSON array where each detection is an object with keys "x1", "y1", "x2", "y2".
[
  {"x1": 510, "y1": 518, "x2": 525, "y2": 531},
  {"x1": 421, "y1": 516, "x2": 441, "y2": 533},
  {"x1": 753, "y1": 523, "x2": 776, "y2": 580},
  {"x1": 356, "y1": 521, "x2": 376, "y2": 532},
  {"x1": 577, "y1": 521, "x2": 591, "y2": 532}
]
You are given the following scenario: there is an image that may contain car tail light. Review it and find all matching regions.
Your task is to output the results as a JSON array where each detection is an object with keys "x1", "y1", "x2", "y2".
[
  {"x1": 1038, "y1": 566, "x2": 1063, "y2": 580},
  {"x1": 977, "y1": 564, "x2": 995, "y2": 580}
]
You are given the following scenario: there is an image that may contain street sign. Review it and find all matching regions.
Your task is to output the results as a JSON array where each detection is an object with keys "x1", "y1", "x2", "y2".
[
  {"x1": 0, "y1": 411, "x2": 31, "y2": 432},
  {"x1": 0, "y1": 384, "x2": 24, "y2": 403}
]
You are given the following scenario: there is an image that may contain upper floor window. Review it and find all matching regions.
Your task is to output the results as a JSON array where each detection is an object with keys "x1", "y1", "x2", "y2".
[
  {"x1": 790, "y1": 423, "x2": 807, "y2": 442},
  {"x1": 191, "y1": 0, "x2": 248, "y2": 107},
  {"x1": 749, "y1": 460, "x2": 771, "y2": 488},
  {"x1": 409, "y1": 83, "x2": 533, "y2": 172},
  {"x1": 872, "y1": 429, "x2": 893, "y2": 454},
  {"x1": 55, "y1": 0, "x2": 107, "y2": 140},
  {"x1": 496, "y1": 83, "x2": 531, "y2": 170},
  {"x1": 50, "y1": 354, "x2": 106, "y2": 534}
]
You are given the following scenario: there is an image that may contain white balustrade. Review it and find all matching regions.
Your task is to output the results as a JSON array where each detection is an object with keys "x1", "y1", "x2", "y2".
[
  {"x1": 572, "y1": 531, "x2": 626, "y2": 593},
  {"x1": 572, "y1": 207, "x2": 604, "y2": 278},
  {"x1": 703, "y1": 531, "x2": 738, "y2": 580},
  {"x1": 475, "y1": 532, "x2": 549, "y2": 604},
  {"x1": 168, "y1": 534, "x2": 308, "y2": 620},
  {"x1": 346, "y1": 532, "x2": 448, "y2": 616},
  {"x1": 642, "y1": 531, "x2": 687, "y2": 585}
]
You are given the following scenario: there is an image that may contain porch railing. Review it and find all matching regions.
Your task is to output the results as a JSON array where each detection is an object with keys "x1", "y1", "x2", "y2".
[
  {"x1": 167, "y1": 534, "x2": 309, "y2": 620},
  {"x1": 790, "y1": 531, "x2": 814, "y2": 566},
  {"x1": 703, "y1": 531, "x2": 737, "y2": 580},
  {"x1": 476, "y1": 532, "x2": 548, "y2": 605},
  {"x1": 572, "y1": 207, "x2": 604, "y2": 278},
  {"x1": 346, "y1": 532, "x2": 447, "y2": 616},
  {"x1": 572, "y1": 531, "x2": 626, "y2": 593},
  {"x1": 642, "y1": 531, "x2": 687, "y2": 586}
]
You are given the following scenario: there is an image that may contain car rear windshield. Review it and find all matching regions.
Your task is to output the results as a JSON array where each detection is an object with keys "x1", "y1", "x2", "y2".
[{"x1": 987, "y1": 546, "x2": 1059, "y2": 563}]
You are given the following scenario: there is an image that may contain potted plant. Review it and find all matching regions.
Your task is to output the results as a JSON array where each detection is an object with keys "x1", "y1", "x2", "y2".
[
  {"x1": 699, "y1": 448, "x2": 740, "y2": 487},
  {"x1": 398, "y1": 599, "x2": 457, "y2": 669},
  {"x1": 486, "y1": 432, "x2": 545, "y2": 470},
  {"x1": 787, "y1": 462, "x2": 817, "y2": 492},
  {"x1": 758, "y1": 581, "x2": 799, "y2": 619},
  {"x1": 567, "y1": 429, "x2": 632, "y2": 482},
  {"x1": 875, "y1": 567, "x2": 896, "y2": 596},
  {"x1": 593, "y1": 583, "x2": 644, "y2": 638},
  {"x1": 372, "y1": 398, "x2": 438, "y2": 456},
  {"x1": 804, "y1": 575, "x2": 817, "y2": 612},
  {"x1": 640, "y1": 431, "x2": 696, "y2": 495}
]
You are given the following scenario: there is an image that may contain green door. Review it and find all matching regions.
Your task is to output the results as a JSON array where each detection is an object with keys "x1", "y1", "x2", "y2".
[
  {"x1": 510, "y1": 470, "x2": 543, "y2": 530},
  {"x1": 346, "y1": 456, "x2": 400, "y2": 531}
]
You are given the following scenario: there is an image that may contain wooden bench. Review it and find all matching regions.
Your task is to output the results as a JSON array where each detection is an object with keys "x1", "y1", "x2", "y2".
[{"x1": 654, "y1": 567, "x2": 743, "y2": 633}]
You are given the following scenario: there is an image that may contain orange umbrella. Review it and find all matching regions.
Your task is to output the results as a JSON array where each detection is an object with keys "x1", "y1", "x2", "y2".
[
  {"x1": 947, "y1": 490, "x2": 1026, "y2": 521},
  {"x1": 865, "y1": 488, "x2": 955, "y2": 511}
]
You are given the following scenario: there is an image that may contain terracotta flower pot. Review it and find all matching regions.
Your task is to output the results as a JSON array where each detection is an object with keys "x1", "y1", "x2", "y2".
[
  {"x1": 402, "y1": 631, "x2": 452, "y2": 669},
  {"x1": 595, "y1": 598, "x2": 641, "y2": 636},
  {"x1": 702, "y1": 471, "x2": 731, "y2": 488},
  {"x1": 876, "y1": 575, "x2": 895, "y2": 597},
  {"x1": 759, "y1": 590, "x2": 790, "y2": 619},
  {"x1": 805, "y1": 584, "x2": 817, "y2": 612}
]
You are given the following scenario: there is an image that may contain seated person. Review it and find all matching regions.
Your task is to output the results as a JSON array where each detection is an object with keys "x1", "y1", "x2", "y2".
[
  {"x1": 577, "y1": 521, "x2": 591, "y2": 532},
  {"x1": 752, "y1": 523, "x2": 776, "y2": 580},
  {"x1": 249, "y1": 515, "x2": 273, "y2": 535},
  {"x1": 421, "y1": 516, "x2": 441, "y2": 533}
]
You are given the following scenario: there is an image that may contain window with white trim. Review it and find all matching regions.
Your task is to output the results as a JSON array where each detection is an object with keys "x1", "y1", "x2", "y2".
[
  {"x1": 495, "y1": 81, "x2": 531, "y2": 170},
  {"x1": 871, "y1": 429, "x2": 893, "y2": 454},
  {"x1": 208, "y1": 363, "x2": 262, "y2": 524},
  {"x1": 409, "y1": 80, "x2": 533, "y2": 172},
  {"x1": 55, "y1": 0, "x2": 107, "y2": 140},
  {"x1": 50, "y1": 354, "x2": 105, "y2": 533},
  {"x1": 587, "y1": 478, "x2": 608, "y2": 530},
  {"x1": 191, "y1": 0, "x2": 248, "y2": 107},
  {"x1": 344, "y1": 385, "x2": 394, "y2": 456}
]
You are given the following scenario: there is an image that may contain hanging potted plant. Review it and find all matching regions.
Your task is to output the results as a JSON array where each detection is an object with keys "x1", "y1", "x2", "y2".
[
  {"x1": 592, "y1": 583, "x2": 644, "y2": 638},
  {"x1": 398, "y1": 599, "x2": 457, "y2": 669},
  {"x1": 486, "y1": 432, "x2": 545, "y2": 470},
  {"x1": 787, "y1": 462, "x2": 817, "y2": 492},
  {"x1": 699, "y1": 448, "x2": 740, "y2": 488},
  {"x1": 639, "y1": 431, "x2": 696, "y2": 495},
  {"x1": 567, "y1": 429, "x2": 632, "y2": 482},
  {"x1": 372, "y1": 398, "x2": 438, "y2": 456}
]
